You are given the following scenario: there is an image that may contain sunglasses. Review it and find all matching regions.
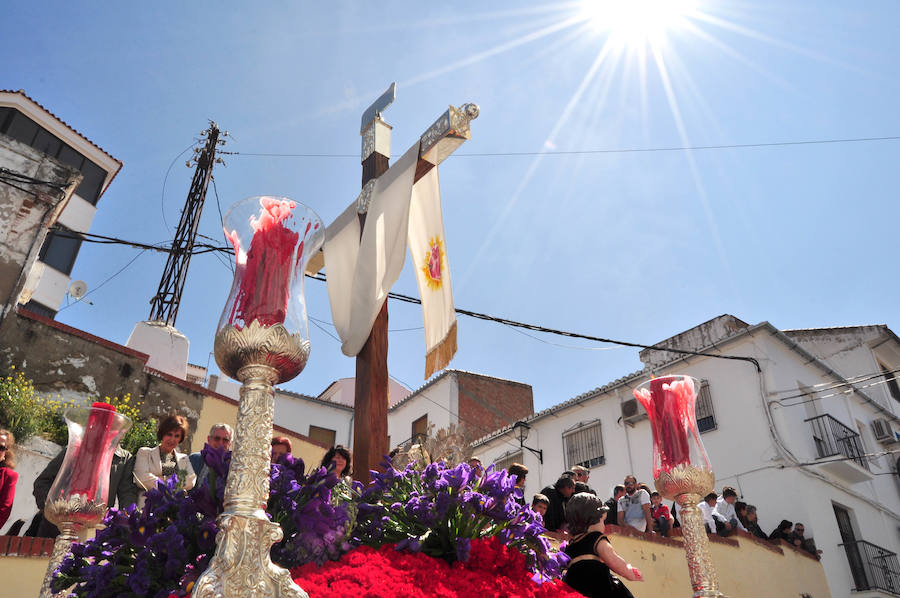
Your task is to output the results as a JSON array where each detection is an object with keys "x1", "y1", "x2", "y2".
[
  {"x1": 211, "y1": 436, "x2": 231, "y2": 442},
  {"x1": 0, "y1": 445, "x2": 7, "y2": 451}
]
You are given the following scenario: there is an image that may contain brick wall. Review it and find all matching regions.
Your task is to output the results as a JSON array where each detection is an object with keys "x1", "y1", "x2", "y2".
[
  {"x1": 455, "y1": 372, "x2": 534, "y2": 439},
  {"x1": 0, "y1": 535, "x2": 55, "y2": 557}
]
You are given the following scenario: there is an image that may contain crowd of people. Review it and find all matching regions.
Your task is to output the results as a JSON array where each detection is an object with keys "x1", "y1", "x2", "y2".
[
  {"x1": 491, "y1": 463, "x2": 826, "y2": 598},
  {"x1": 1, "y1": 416, "x2": 823, "y2": 598},
  {"x1": 588, "y1": 474, "x2": 822, "y2": 558},
  {"x1": 0, "y1": 414, "x2": 354, "y2": 539}
]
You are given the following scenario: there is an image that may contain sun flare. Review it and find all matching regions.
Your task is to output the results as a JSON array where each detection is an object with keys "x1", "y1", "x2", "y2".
[{"x1": 580, "y1": 0, "x2": 698, "y2": 47}]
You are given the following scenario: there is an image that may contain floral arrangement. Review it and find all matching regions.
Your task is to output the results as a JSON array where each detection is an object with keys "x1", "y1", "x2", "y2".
[
  {"x1": 268, "y1": 454, "x2": 355, "y2": 568},
  {"x1": 51, "y1": 453, "x2": 570, "y2": 598},
  {"x1": 291, "y1": 536, "x2": 582, "y2": 598},
  {"x1": 51, "y1": 447, "x2": 351, "y2": 598},
  {"x1": 354, "y1": 458, "x2": 567, "y2": 580}
]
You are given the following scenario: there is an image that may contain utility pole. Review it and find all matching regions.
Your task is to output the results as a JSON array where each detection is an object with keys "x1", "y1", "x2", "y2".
[{"x1": 148, "y1": 123, "x2": 223, "y2": 325}]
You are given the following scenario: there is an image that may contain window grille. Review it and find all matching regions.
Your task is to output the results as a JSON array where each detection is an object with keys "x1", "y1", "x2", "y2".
[
  {"x1": 696, "y1": 381, "x2": 717, "y2": 433},
  {"x1": 564, "y1": 421, "x2": 605, "y2": 470},
  {"x1": 493, "y1": 450, "x2": 523, "y2": 473}
]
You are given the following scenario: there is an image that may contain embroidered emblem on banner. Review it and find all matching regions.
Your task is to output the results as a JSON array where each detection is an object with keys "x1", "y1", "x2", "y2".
[{"x1": 422, "y1": 236, "x2": 445, "y2": 290}]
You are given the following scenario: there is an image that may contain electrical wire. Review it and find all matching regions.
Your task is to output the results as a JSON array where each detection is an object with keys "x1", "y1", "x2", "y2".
[
  {"x1": 57, "y1": 248, "x2": 153, "y2": 311},
  {"x1": 56, "y1": 228, "x2": 762, "y2": 369},
  {"x1": 776, "y1": 375, "x2": 900, "y2": 408},
  {"x1": 160, "y1": 143, "x2": 198, "y2": 235},
  {"x1": 210, "y1": 176, "x2": 234, "y2": 274},
  {"x1": 772, "y1": 366, "x2": 900, "y2": 403},
  {"x1": 216, "y1": 135, "x2": 900, "y2": 160}
]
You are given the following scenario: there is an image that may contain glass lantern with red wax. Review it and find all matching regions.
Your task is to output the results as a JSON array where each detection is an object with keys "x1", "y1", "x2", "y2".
[
  {"x1": 44, "y1": 402, "x2": 133, "y2": 527},
  {"x1": 633, "y1": 375, "x2": 711, "y2": 480},
  {"x1": 215, "y1": 196, "x2": 324, "y2": 382}
]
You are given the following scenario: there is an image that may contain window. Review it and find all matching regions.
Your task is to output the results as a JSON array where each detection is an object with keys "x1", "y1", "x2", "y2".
[
  {"x1": 38, "y1": 227, "x2": 82, "y2": 275},
  {"x1": 76, "y1": 158, "x2": 106, "y2": 204},
  {"x1": 308, "y1": 425, "x2": 336, "y2": 447},
  {"x1": 696, "y1": 380, "x2": 717, "y2": 433},
  {"x1": 494, "y1": 451, "x2": 523, "y2": 473},
  {"x1": 879, "y1": 362, "x2": 900, "y2": 404},
  {"x1": 57, "y1": 143, "x2": 85, "y2": 170},
  {"x1": 411, "y1": 415, "x2": 428, "y2": 443},
  {"x1": 3, "y1": 110, "x2": 38, "y2": 145},
  {"x1": 564, "y1": 421, "x2": 605, "y2": 469},
  {"x1": 33, "y1": 127, "x2": 61, "y2": 157}
]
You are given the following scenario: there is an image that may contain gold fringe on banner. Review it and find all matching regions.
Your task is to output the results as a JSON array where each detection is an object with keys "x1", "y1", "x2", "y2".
[{"x1": 424, "y1": 320, "x2": 457, "y2": 379}]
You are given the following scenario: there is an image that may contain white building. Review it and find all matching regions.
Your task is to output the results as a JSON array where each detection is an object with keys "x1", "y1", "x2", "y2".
[
  {"x1": 208, "y1": 370, "x2": 533, "y2": 454},
  {"x1": 0, "y1": 90, "x2": 122, "y2": 317},
  {"x1": 472, "y1": 315, "x2": 900, "y2": 598}
]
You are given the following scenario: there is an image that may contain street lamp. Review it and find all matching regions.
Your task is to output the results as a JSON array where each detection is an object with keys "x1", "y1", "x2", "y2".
[{"x1": 512, "y1": 421, "x2": 543, "y2": 464}]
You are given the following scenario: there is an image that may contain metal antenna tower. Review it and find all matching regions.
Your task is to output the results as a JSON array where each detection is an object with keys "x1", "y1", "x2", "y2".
[{"x1": 149, "y1": 122, "x2": 224, "y2": 325}]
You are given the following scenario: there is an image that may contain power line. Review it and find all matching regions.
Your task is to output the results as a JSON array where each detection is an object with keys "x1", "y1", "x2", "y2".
[
  {"x1": 58, "y1": 229, "x2": 762, "y2": 369},
  {"x1": 217, "y1": 135, "x2": 900, "y2": 160},
  {"x1": 775, "y1": 373, "x2": 900, "y2": 408},
  {"x1": 57, "y1": 248, "x2": 152, "y2": 312}
]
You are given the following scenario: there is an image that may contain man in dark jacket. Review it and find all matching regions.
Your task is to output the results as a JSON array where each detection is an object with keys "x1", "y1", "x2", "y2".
[
  {"x1": 33, "y1": 446, "x2": 138, "y2": 537},
  {"x1": 605, "y1": 484, "x2": 625, "y2": 525},
  {"x1": 539, "y1": 476, "x2": 576, "y2": 538}
]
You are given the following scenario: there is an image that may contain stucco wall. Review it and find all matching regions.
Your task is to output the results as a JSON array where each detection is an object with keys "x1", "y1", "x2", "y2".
[
  {"x1": 0, "y1": 133, "x2": 80, "y2": 318},
  {"x1": 606, "y1": 526, "x2": 831, "y2": 598}
]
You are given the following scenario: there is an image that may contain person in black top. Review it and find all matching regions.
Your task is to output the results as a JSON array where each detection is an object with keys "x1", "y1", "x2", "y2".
[
  {"x1": 563, "y1": 493, "x2": 643, "y2": 598},
  {"x1": 539, "y1": 476, "x2": 576, "y2": 537},
  {"x1": 604, "y1": 485, "x2": 625, "y2": 525},
  {"x1": 769, "y1": 519, "x2": 793, "y2": 543}
]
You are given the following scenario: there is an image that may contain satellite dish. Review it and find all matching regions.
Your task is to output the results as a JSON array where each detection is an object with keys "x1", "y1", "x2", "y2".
[{"x1": 69, "y1": 280, "x2": 88, "y2": 299}]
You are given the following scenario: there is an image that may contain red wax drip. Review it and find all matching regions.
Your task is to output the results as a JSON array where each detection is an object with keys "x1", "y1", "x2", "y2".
[
  {"x1": 70, "y1": 402, "x2": 117, "y2": 498},
  {"x1": 229, "y1": 198, "x2": 300, "y2": 328},
  {"x1": 634, "y1": 377, "x2": 697, "y2": 476}
]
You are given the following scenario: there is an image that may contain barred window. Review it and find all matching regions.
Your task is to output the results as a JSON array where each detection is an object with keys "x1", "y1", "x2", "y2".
[
  {"x1": 564, "y1": 421, "x2": 605, "y2": 470},
  {"x1": 493, "y1": 450, "x2": 523, "y2": 473},
  {"x1": 696, "y1": 380, "x2": 716, "y2": 433}
]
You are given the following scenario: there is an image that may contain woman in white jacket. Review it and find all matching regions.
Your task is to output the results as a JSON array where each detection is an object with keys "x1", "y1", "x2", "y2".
[{"x1": 134, "y1": 414, "x2": 195, "y2": 504}]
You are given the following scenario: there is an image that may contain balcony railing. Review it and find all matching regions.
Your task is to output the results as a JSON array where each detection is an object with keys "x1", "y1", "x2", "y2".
[
  {"x1": 804, "y1": 413, "x2": 869, "y2": 470},
  {"x1": 840, "y1": 540, "x2": 900, "y2": 595}
]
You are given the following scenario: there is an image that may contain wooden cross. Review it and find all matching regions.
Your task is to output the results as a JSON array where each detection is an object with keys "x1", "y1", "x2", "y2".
[{"x1": 309, "y1": 83, "x2": 478, "y2": 484}]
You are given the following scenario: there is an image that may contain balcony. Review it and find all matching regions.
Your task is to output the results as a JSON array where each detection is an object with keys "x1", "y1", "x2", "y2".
[
  {"x1": 805, "y1": 414, "x2": 873, "y2": 483},
  {"x1": 840, "y1": 540, "x2": 900, "y2": 596}
]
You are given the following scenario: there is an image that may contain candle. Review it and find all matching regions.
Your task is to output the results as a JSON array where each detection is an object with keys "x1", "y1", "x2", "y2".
[
  {"x1": 69, "y1": 402, "x2": 117, "y2": 499},
  {"x1": 634, "y1": 376, "x2": 697, "y2": 476},
  {"x1": 227, "y1": 197, "x2": 301, "y2": 328}
]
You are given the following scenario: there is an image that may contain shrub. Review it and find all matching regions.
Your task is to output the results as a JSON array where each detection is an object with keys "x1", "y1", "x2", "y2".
[{"x1": 0, "y1": 365, "x2": 46, "y2": 442}]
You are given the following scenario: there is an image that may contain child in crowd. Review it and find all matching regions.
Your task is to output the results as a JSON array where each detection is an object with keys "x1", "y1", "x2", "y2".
[
  {"x1": 649, "y1": 491, "x2": 671, "y2": 537},
  {"x1": 531, "y1": 494, "x2": 549, "y2": 519}
]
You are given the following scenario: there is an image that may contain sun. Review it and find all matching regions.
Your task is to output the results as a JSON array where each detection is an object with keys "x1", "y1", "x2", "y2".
[{"x1": 580, "y1": 0, "x2": 699, "y2": 47}]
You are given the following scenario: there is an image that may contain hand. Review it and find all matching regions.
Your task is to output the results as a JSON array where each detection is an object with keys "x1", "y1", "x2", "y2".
[
  {"x1": 628, "y1": 565, "x2": 644, "y2": 581},
  {"x1": 725, "y1": 522, "x2": 732, "y2": 531}
]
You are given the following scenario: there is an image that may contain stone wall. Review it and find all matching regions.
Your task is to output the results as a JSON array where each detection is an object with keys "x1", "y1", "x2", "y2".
[{"x1": 0, "y1": 308, "x2": 206, "y2": 442}]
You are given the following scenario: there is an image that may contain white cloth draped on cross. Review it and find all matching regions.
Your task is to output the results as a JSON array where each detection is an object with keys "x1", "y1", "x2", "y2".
[{"x1": 315, "y1": 141, "x2": 457, "y2": 379}]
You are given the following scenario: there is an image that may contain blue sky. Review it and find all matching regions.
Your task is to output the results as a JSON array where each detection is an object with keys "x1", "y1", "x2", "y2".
[{"x1": 4, "y1": 1, "x2": 899, "y2": 411}]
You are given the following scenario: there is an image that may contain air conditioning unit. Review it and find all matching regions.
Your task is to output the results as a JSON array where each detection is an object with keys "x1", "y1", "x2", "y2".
[
  {"x1": 621, "y1": 398, "x2": 648, "y2": 425},
  {"x1": 871, "y1": 418, "x2": 898, "y2": 444}
]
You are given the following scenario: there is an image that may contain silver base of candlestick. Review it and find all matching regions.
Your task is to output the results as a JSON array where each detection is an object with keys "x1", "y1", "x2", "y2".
[{"x1": 195, "y1": 324, "x2": 309, "y2": 598}]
